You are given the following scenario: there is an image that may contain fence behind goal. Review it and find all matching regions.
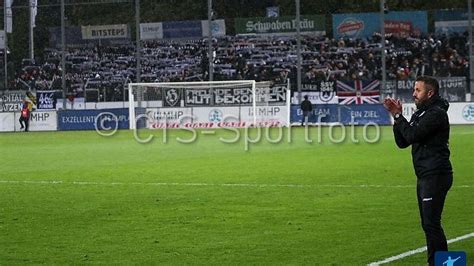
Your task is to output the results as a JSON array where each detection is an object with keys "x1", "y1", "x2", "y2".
[{"x1": 128, "y1": 80, "x2": 291, "y2": 129}]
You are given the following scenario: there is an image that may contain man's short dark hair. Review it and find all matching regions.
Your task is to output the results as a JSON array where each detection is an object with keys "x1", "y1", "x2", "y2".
[{"x1": 416, "y1": 75, "x2": 439, "y2": 95}]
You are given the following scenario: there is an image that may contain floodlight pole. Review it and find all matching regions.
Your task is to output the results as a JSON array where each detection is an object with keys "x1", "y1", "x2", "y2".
[
  {"x1": 3, "y1": 0, "x2": 8, "y2": 90},
  {"x1": 135, "y1": 0, "x2": 141, "y2": 83},
  {"x1": 296, "y1": 0, "x2": 302, "y2": 102},
  {"x1": 469, "y1": 0, "x2": 473, "y2": 97},
  {"x1": 207, "y1": 0, "x2": 213, "y2": 81},
  {"x1": 61, "y1": 0, "x2": 66, "y2": 109},
  {"x1": 29, "y1": 0, "x2": 34, "y2": 60},
  {"x1": 380, "y1": 0, "x2": 387, "y2": 97}
]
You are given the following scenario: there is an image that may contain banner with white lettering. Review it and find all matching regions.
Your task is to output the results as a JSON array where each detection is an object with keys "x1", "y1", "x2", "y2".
[
  {"x1": 185, "y1": 88, "x2": 213, "y2": 106},
  {"x1": 292, "y1": 92, "x2": 338, "y2": 104},
  {"x1": 401, "y1": 102, "x2": 474, "y2": 125},
  {"x1": 333, "y1": 11, "x2": 427, "y2": 38},
  {"x1": 395, "y1": 80, "x2": 417, "y2": 103},
  {"x1": 255, "y1": 85, "x2": 287, "y2": 105},
  {"x1": 439, "y1": 77, "x2": 467, "y2": 102},
  {"x1": 213, "y1": 88, "x2": 254, "y2": 105},
  {"x1": 290, "y1": 104, "x2": 339, "y2": 124},
  {"x1": 14, "y1": 111, "x2": 57, "y2": 131},
  {"x1": 184, "y1": 85, "x2": 287, "y2": 107},
  {"x1": 240, "y1": 105, "x2": 288, "y2": 127},
  {"x1": 191, "y1": 107, "x2": 241, "y2": 128},
  {"x1": 339, "y1": 104, "x2": 391, "y2": 125},
  {"x1": 1, "y1": 91, "x2": 26, "y2": 112},
  {"x1": 235, "y1": 15, "x2": 325, "y2": 35},
  {"x1": 140, "y1": 22, "x2": 163, "y2": 40},
  {"x1": 57, "y1": 109, "x2": 129, "y2": 131},
  {"x1": 290, "y1": 104, "x2": 391, "y2": 125},
  {"x1": 395, "y1": 77, "x2": 466, "y2": 103},
  {"x1": 81, "y1": 24, "x2": 129, "y2": 40},
  {"x1": 301, "y1": 81, "x2": 337, "y2": 92},
  {"x1": 145, "y1": 107, "x2": 192, "y2": 129},
  {"x1": 36, "y1": 91, "x2": 57, "y2": 110},
  {"x1": 0, "y1": 111, "x2": 57, "y2": 132},
  {"x1": 450, "y1": 102, "x2": 474, "y2": 124},
  {"x1": 187, "y1": 106, "x2": 287, "y2": 128}
]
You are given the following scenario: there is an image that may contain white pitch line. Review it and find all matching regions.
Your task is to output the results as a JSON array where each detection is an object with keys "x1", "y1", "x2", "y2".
[
  {"x1": 368, "y1": 232, "x2": 474, "y2": 265},
  {"x1": 0, "y1": 180, "x2": 472, "y2": 189}
]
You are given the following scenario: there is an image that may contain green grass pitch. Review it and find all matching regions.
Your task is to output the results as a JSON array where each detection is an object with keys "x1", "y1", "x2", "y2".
[{"x1": 0, "y1": 125, "x2": 473, "y2": 264}]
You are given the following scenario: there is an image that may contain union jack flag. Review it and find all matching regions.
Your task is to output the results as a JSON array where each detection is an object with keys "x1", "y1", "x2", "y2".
[{"x1": 336, "y1": 80, "x2": 380, "y2": 104}]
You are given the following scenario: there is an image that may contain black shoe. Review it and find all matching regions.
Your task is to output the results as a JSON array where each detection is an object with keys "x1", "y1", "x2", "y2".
[{"x1": 20, "y1": 126, "x2": 24, "y2": 129}]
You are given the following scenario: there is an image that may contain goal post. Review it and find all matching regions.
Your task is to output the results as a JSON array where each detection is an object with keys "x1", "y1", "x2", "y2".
[{"x1": 127, "y1": 80, "x2": 290, "y2": 129}]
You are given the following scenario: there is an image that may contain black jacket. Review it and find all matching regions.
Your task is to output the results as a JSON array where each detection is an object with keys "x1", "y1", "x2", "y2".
[
  {"x1": 393, "y1": 95, "x2": 453, "y2": 178},
  {"x1": 301, "y1": 99, "x2": 313, "y2": 112}
]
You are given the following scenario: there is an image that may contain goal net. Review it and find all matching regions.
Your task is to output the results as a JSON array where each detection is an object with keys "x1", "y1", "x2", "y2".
[{"x1": 128, "y1": 80, "x2": 290, "y2": 129}]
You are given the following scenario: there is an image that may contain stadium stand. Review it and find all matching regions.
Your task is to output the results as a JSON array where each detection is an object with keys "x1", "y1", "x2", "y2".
[{"x1": 13, "y1": 32, "x2": 469, "y2": 101}]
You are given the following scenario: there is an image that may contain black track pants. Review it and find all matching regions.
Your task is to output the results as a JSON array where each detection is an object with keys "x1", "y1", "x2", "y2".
[{"x1": 416, "y1": 174, "x2": 453, "y2": 266}]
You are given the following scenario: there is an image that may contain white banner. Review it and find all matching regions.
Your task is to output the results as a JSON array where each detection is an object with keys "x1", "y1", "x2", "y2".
[
  {"x1": 81, "y1": 24, "x2": 129, "y2": 40},
  {"x1": 201, "y1": 19, "x2": 226, "y2": 37},
  {"x1": 1, "y1": 91, "x2": 25, "y2": 112},
  {"x1": 144, "y1": 106, "x2": 289, "y2": 128},
  {"x1": 0, "y1": 30, "x2": 5, "y2": 50},
  {"x1": 402, "y1": 102, "x2": 474, "y2": 125},
  {"x1": 140, "y1": 22, "x2": 163, "y2": 40},
  {"x1": 448, "y1": 102, "x2": 474, "y2": 124},
  {"x1": 0, "y1": 111, "x2": 57, "y2": 132},
  {"x1": 191, "y1": 107, "x2": 241, "y2": 128},
  {"x1": 0, "y1": 112, "x2": 15, "y2": 132},
  {"x1": 145, "y1": 107, "x2": 192, "y2": 128},
  {"x1": 56, "y1": 98, "x2": 85, "y2": 110},
  {"x1": 14, "y1": 111, "x2": 57, "y2": 131},
  {"x1": 241, "y1": 105, "x2": 288, "y2": 127},
  {"x1": 292, "y1": 92, "x2": 339, "y2": 104}
]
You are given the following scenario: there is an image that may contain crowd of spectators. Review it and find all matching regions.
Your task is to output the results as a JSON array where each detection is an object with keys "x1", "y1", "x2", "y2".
[{"x1": 12, "y1": 32, "x2": 469, "y2": 101}]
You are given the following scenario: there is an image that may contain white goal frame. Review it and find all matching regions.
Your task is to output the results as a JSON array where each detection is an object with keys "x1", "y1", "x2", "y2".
[{"x1": 128, "y1": 80, "x2": 291, "y2": 129}]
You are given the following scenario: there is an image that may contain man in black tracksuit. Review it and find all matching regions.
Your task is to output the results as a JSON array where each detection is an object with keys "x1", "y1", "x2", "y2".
[
  {"x1": 384, "y1": 76, "x2": 453, "y2": 266},
  {"x1": 300, "y1": 95, "x2": 313, "y2": 126}
]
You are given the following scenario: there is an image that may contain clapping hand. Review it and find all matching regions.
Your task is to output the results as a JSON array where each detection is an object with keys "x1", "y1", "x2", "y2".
[{"x1": 383, "y1": 97, "x2": 402, "y2": 116}]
